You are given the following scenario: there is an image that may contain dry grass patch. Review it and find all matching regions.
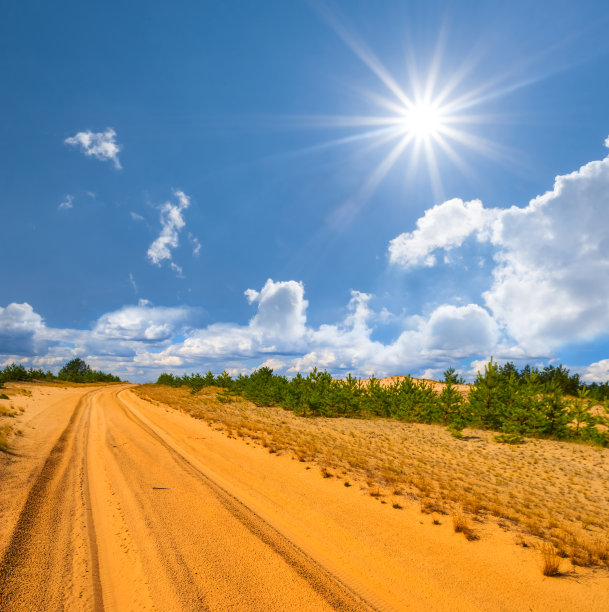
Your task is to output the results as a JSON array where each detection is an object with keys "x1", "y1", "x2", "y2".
[
  {"x1": 0, "y1": 422, "x2": 21, "y2": 453},
  {"x1": 541, "y1": 543, "x2": 562, "y2": 576},
  {"x1": 0, "y1": 424, "x2": 11, "y2": 452},
  {"x1": 452, "y1": 511, "x2": 479, "y2": 541},
  {"x1": 134, "y1": 384, "x2": 609, "y2": 569}
]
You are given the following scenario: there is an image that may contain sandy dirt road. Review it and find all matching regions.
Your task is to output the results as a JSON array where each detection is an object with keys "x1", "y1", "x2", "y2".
[
  {"x1": 0, "y1": 386, "x2": 374, "y2": 611},
  {"x1": 1, "y1": 384, "x2": 608, "y2": 611}
]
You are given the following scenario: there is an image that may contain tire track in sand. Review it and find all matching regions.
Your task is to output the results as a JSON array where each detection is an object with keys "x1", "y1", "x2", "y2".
[
  {"x1": 115, "y1": 388, "x2": 377, "y2": 612},
  {"x1": 0, "y1": 388, "x2": 105, "y2": 611}
]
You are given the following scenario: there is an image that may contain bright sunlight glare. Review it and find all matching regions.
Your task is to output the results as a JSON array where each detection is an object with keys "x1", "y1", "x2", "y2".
[
  {"x1": 401, "y1": 103, "x2": 445, "y2": 139},
  {"x1": 296, "y1": 5, "x2": 521, "y2": 209}
]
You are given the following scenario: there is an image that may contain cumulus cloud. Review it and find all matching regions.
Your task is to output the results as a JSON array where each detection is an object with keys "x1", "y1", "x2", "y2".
[
  {"x1": 0, "y1": 300, "x2": 201, "y2": 378},
  {"x1": 0, "y1": 285, "x2": 598, "y2": 383},
  {"x1": 147, "y1": 190, "x2": 191, "y2": 275},
  {"x1": 389, "y1": 138, "x2": 609, "y2": 353},
  {"x1": 388, "y1": 198, "x2": 500, "y2": 268},
  {"x1": 64, "y1": 128, "x2": 122, "y2": 169},
  {"x1": 0, "y1": 303, "x2": 49, "y2": 356},
  {"x1": 249, "y1": 279, "x2": 308, "y2": 344},
  {"x1": 174, "y1": 280, "x2": 309, "y2": 361},
  {"x1": 422, "y1": 304, "x2": 499, "y2": 353},
  {"x1": 149, "y1": 282, "x2": 498, "y2": 379},
  {"x1": 582, "y1": 359, "x2": 609, "y2": 383},
  {"x1": 256, "y1": 358, "x2": 286, "y2": 372},
  {"x1": 93, "y1": 300, "x2": 196, "y2": 342},
  {"x1": 58, "y1": 194, "x2": 74, "y2": 210}
]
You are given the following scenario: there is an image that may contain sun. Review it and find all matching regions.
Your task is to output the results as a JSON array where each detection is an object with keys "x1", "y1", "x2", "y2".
[
  {"x1": 293, "y1": 7, "x2": 514, "y2": 210},
  {"x1": 401, "y1": 102, "x2": 445, "y2": 139}
]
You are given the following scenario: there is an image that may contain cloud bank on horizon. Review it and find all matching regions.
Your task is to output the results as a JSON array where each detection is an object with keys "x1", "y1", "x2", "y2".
[{"x1": 2, "y1": 139, "x2": 609, "y2": 383}]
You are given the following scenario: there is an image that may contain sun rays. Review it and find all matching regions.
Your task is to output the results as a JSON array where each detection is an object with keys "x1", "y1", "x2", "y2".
[{"x1": 292, "y1": 4, "x2": 524, "y2": 210}]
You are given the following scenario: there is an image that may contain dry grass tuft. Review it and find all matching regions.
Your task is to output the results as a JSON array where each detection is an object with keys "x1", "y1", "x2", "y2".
[
  {"x1": 0, "y1": 403, "x2": 17, "y2": 417},
  {"x1": 452, "y1": 511, "x2": 479, "y2": 541},
  {"x1": 320, "y1": 466, "x2": 333, "y2": 478},
  {"x1": 541, "y1": 543, "x2": 562, "y2": 576},
  {"x1": 0, "y1": 423, "x2": 13, "y2": 453}
]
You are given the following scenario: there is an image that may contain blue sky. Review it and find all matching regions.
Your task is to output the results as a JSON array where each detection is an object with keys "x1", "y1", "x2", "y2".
[{"x1": 2, "y1": 0, "x2": 609, "y2": 382}]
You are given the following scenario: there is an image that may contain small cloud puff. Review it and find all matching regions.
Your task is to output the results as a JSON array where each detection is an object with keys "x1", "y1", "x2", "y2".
[
  {"x1": 64, "y1": 128, "x2": 122, "y2": 169},
  {"x1": 58, "y1": 194, "x2": 74, "y2": 210},
  {"x1": 244, "y1": 289, "x2": 259, "y2": 304},
  {"x1": 189, "y1": 234, "x2": 201, "y2": 257}
]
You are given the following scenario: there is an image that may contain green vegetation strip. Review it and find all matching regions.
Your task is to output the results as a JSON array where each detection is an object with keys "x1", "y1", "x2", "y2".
[
  {"x1": 157, "y1": 360, "x2": 609, "y2": 447},
  {"x1": 0, "y1": 358, "x2": 120, "y2": 386}
]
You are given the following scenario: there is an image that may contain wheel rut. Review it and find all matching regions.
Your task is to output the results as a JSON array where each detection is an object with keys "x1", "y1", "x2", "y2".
[
  {"x1": 0, "y1": 388, "x2": 104, "y2": 611},
  {"x1": 115, "y1": 389, "x2": 377, "y2": 612}
]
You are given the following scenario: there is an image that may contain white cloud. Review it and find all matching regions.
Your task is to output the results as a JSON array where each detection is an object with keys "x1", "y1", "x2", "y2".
[
  {"x1": 582, "y1": 359, "x2": 609, "y2": 383},
  {"x1": 256, "y1": 358, "x2": 286, "y2": 372},
  {"x1": 288, "y1": 349, "x2": 341, "y2": 374},
  {"x1": 174, "y1": 280, "x2": 309, "y2": 361},
  {"x1": 129, "y1": 273, "x2": 138, "y2": 293},
  {"x1": 468, "y1": 358, "x2": 493, "y2": 378},
  {"x1": 0, "y1": 300, "x2": 201, "y2": 379},
  {"x1": 58, "y1": 194, "x2": 74, "y2": 210},
  {"x1": 6, "y1": 141, "x2": 609, "y2": 386},
  {"x1": 93, "y1": 300, "x2": 196, "y2": 342},
  {"x1": 422, "y1": 304, "x2": 499, "y2": 353},
  {"x1": 0, "y1": 303, "x2": 49, "y2": 356},
  {"x1": 388, "y1": 198, "x2": 500, "y2": 268},
  {"x1": 389, "y1": 138, "x2": 609, "y2": 353},
  {"x1": 64, "y1": 128, "x2": 122, "y2": 169},
  {"x1": 147, "y1": 190, "x2": 190, "y2": 274},
  {"x1": 130, "y1": 212, "x2": 144, "y2": 222},
  {"x1": 249, "y1": 279, "x2": 308, "y2": 344},
  {"x1": 188, "y1": 233, "x2": 201, "y2": 257}
]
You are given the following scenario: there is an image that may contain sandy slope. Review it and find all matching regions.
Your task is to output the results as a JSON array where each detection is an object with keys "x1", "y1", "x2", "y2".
[{"x1": 1, "y1": 384, "x2": 608, "y2": 611}]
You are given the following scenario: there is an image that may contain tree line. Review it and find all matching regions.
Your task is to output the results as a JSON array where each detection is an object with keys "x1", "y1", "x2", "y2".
[
  {"x1": 0, "y1": 358, "x2": 121, "y2": 386},
  {"x1": 156, "y1": 360, "x2": 609, "y2": 446}
]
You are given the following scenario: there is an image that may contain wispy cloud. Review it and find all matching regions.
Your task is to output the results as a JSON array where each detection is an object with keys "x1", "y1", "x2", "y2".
[
  {"x1": 129, "y1": 273, "x2": 138, "y2": 293},
  {"x1": 130, "y1": 211, "x2": 144, "y2": 222},
  {"x1": 58, "y1": 194, "x2": 74, "y2": 210},
  {"x1": 64, "y1": 128, "x2": 122, "y2": 169},
  {"x1": 188, "y1": 232, "x2": 201, "y2": 257},
  {"x1": 147, "y1": 190, "x2": 190, "y2": 276}
]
